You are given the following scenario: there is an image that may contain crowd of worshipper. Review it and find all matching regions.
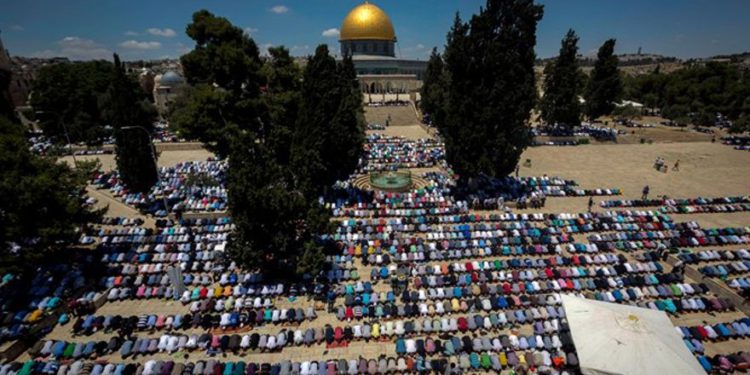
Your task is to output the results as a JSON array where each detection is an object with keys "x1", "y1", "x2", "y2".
[
  {"x1": 721, "y1": 135, "x2": 750, "y2": 151},
  {"x1": 451, "y1": 174, "x2": 620, "y2": 211},
  {"x1": 365, "y1": 123, "x2": 386, "y2": 131},
  {"x1": 358, "y1": 135, "x2": 445, "y2": 172},
  {"x1": 600, "y1": 196, "x2": 750, "y2": 210},
  {"x1": 4, "y1": 129, "x2": 749, "y2": 374},
  {"x1": 0, "y1": 263, "x2": 96, "y2": 344},
  {"x1": 366, "y1": 100, "x2": 410, "y2": 107},
  {"x1": 90, "y1": 160, "x2": 227, "y2": 216}
]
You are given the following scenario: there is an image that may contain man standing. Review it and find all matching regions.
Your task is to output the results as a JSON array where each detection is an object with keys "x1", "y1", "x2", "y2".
[
  {"x1": 642, "y1": 185, "x2": 650, "y2": 200},
  {"x1": 588, "y1": 196, "x2": 594, "y2": 212}
]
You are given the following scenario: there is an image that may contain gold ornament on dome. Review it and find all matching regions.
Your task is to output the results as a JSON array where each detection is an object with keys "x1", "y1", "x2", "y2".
[{"x1": 340, "y1": 2, "x2": 396, "y2": 41}]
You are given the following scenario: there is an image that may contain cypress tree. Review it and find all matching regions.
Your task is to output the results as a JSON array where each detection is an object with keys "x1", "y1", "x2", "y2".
[
  {"x1": 292, "y1": 45, "x2": 364, "y2": 196},
  {"x1": 540, "y1": 29, "x2": 583, "y2": 127},
  {"x1": 439, "y1": 0, "x2": 544, "y2": 179},
  {"x1": 585, "y1": 39, "x2": 622, "y2": 119},
  {"x1": 104, "y1": 54, "x2": 159, "y2": 194},
  {"x1": 420, "y1": 48, "x2": 447, "y2": 125}
]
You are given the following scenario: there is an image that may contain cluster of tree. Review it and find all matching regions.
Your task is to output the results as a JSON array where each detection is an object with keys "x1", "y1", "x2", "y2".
[
  {"x1": 624, "y1": 62, "x2": 750, "y2": 131},
  {"x1": 31, "y1": 61, "x2": 118, "y2": 144},
  {"x1": 539, "y1": 30, "x2": 584, "y2": 127},
  {"x1": 538, "y1": 34, "x2": 623, "y2": 126},
  {"x1": 421, "y1": 0, "x2": 544, "y2": 179},
  {"x1": 0, "y1": 65, "x2": 101, "y2": 273},
  {"x1": 170, "y1": 10, "x2": 364, "y2": 277},
  {"x1": 31, "y1": 56, "x2": 159, "y2": 194}
]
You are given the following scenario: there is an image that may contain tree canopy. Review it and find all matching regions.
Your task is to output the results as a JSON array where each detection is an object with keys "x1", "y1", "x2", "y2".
[
  {"x1": 540, "y1": 29, "x2": 583, "y2": 127},
  {"x1": 437, "y1": 0, "x2": 544, "y2": 179},
  {"x1": 624, "y1": 62, "x2": 750, "y2": 126},
  {"x1": 585, "y1": 39, "x2": 622, "y2": 119},
  {"x1": 0, "y1": 113, "x2": 101, "y2": 272},
  {"x1": 173, "y1": 10, "x2": 363, "y2": 277},
  {"x1": 171, "y1": 10, "x2": 266, "y2": 159},
  {"x1": 31, "y1": 61, "x2": 116, "y2": 144}
]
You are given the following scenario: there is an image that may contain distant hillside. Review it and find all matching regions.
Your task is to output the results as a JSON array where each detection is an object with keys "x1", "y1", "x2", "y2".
[{"x1": 536, "y1": 53, "x2": 679, "y2": 68}]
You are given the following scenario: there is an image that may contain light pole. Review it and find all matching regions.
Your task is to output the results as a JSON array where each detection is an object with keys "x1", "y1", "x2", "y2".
[
  {"x1": 35, "y1": 110, "x2": 77, "y2": 164},
  {"x1": 121, "y1": 125, "x2": 170, "y2": 217}
]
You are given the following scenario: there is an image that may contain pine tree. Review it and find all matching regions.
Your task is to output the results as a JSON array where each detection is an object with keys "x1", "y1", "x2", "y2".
[
  {"x1": 104, "y1": 54, "x2": 159, "y2": 194},
  {"x1": 439, "y1": 0, "x2": 544, "y2": 179},
  {"x1": 540, "y1": 29, "x2": 582, "y2": 127},
  {"x1": 585, "y1": 39, "x2": 622, "y2": 119}
]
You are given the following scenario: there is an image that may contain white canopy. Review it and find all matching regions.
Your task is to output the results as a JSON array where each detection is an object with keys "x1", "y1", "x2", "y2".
[{"x1": 562, "y1": 294, "x2": 704, "y2": 375}]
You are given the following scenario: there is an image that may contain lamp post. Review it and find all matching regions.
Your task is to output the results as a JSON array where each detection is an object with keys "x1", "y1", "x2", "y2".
[
  {"x1": 121, "y1": 125, "x2": 170, "y2": 217},
  {"x1": 35, "y1": 110, "x2": 77, "y2": 164}
]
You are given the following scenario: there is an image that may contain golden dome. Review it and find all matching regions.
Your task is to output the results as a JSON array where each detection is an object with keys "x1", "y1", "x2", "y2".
[{"x1": 340, "y1": 2, "x2": 396, "y2": 42}]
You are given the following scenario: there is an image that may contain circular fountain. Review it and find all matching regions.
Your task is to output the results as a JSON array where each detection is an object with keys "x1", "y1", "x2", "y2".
[{"x1": 369, "y1": 170, "x2": 413, "y2": 192}]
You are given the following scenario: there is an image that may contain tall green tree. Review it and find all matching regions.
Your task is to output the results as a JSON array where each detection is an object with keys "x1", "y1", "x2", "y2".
[
  {"x1": 173, "y1": 11, "x2": 354, "y2": 277},
  {"x1": 0, "y1": 117, "x2": 101, "y2": 271},
  {"x1": 31, "y1": 61, "x2": 115, "y2": 144},
  {"x1": 585, "y1": 39, "x2": 622, "y2": 119},
  {"x1": 540, "y1": 29, "x2": 582, "y2": 127},
  {"x1": 292, "y1": 45, "x2": 364, "y2": 196},
  {"x1": 420, "y1": 48, "x2": 448, "y2": 125},
  {"x1": 102, "y1": 54, "x2": 159, "y2": 194},
  {"x1": 171, "y1": 10, "x2": 266, "y2": 158},
  {"x1": 439, "y1": 0, "x2": 544, "y2": 179}
]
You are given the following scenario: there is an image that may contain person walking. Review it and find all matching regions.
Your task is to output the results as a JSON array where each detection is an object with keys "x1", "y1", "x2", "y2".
[
  {"x1": 587, "y1": 196, "x2": 594, "y2": 212},
  {"x1": 673, "y1": 159, "x2": 680, "y2": 171},
  {"x1": 641, "y1": 185, "x2": 650, "y2": 200}
]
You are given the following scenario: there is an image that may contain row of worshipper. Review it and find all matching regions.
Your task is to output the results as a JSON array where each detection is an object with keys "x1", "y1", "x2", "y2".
[
  {"x1": 588, "y1": 227, "x2": 750, "y2": 247},
  {"x1": 325, "y1": 313, "x2": 568, "y2": 339},
  {"x1": 662, "y1": 202, "x2": 750, "y2": 214},
  {"x1": 675, "y1": 248, "x2": 750, "y2": 264},
  {"x1": 44, "y1": 314, "x2": 568, "y2": 359},
  {"x1": 347, "y1": 261, "x2": 671, "y2": 300},
  {"x1": 336, "y1": 285, "x2": 730, "y2": 321},
  {"x1": 2, "y1": 353, "x2": 582, "y2": 375},
  {"x1": 698, "y1": 260, "x2": 750, "y2": 278},
  {"x1": 154, "y1": 217, "x2": 232, "y2": 229},
  {"x1": 696, "y1": 351, "x2": 750, "y2": 373},
  {"x1": 342, "y1": 209, "x2": 672, "y2": 226},
  {"x1": 601, "y1": 195, "x2": 749, "y2": 208},
  {"x1": 332, "y1": 212, "x2": 635, "y2": 235},
  {"x1": 394, "y1": 332, "x2": 568, "y2": 357},
  {"x1": 40, "y1": 328, "x2": 350, "y2": 359},
  {"x1": 335, "y1": 293, "x2": 567, "y2": 321},
  {"x1": 354, "y1": 243, "x2": 612, "y2": 268},
  {"x1": 677, "y1": 317, "x2": 750, "y2": 342},
  {"x1": 0, "y1": 264, "x2": 87, "y2": 344},
  {"x1": 96, "y1": 217, "x2": 145, "y2": 227},
  {"x1": 71, "y1": 308, "x2": 316, "y2": 336},
  {"x1": 342, "y1": 274, "x2": 709, "y2": 310},
  {"x1": 728, "y1": 277, "x2": 750, "y2": 291},
  {"x1": 105, "y1": 281, "x2": 290, "y2": 302}
]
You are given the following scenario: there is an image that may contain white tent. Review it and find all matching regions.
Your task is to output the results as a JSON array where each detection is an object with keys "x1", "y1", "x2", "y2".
[{"x1": 562, "y1": 294, "x2": 704, "y2": 375}]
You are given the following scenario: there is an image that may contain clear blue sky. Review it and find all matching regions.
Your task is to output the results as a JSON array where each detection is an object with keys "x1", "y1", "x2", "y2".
[{"x1": 1, "y1": 0, "x2": 748, "y2": 61}]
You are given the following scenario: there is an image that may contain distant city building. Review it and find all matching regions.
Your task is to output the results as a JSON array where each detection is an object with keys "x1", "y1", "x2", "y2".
[
  {"x1": 339, "y1": 2, "x2": 427, "y2": 103},
  {"x1": 153, "y1": 69, "x2": 186, "y2": 115}
]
